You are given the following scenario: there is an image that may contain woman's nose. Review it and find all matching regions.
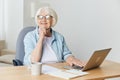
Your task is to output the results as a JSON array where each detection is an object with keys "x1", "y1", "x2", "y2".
[{"x1": 41, "y1": 17, "x2": 47, "y2": 21}]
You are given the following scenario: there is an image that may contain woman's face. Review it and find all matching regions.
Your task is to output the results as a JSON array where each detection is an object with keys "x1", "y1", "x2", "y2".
[{"x1": 37, "y1": 10, "x2": 53, "y2": 30}]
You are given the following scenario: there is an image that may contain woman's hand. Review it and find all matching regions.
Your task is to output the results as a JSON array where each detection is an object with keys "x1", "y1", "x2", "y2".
[
  {"x1": 39, "y1": 27, "x2": 47, "y2": 40},
  {"x1": 66, "y1": 56, "x2": 86, "y2": 67}
]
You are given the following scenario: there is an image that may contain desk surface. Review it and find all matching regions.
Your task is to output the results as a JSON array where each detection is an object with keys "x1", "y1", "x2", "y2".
[{"x1": 0, "y1": 60, "x2": 120, "y2": 80}]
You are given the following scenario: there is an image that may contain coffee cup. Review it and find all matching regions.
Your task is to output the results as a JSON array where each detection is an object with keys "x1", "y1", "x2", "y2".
[{"x1": 31, "y1": 62, "x2": 42, "y2": 75}]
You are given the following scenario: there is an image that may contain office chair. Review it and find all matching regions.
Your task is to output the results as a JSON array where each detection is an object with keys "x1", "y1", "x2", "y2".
[{"x1": 13, "y1": 26, "x2": 36, "y2": 66}]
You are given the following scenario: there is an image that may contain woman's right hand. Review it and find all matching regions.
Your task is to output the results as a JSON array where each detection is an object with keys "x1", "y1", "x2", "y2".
[{"x1": 39, "y1": 27, "x2": 47, "y2": 40}]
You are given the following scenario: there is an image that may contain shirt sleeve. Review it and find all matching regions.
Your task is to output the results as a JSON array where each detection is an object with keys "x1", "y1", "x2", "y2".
[
  {"x1": 23, "y1": 33, "x2": 36, "y2": 65},
  {"x1": 62, "y1": 37, "x2": 73, "y2": 61}
]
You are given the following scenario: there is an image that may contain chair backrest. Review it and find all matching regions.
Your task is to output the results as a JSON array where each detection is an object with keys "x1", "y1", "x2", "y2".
[{"x1": 15, "y1": 26, "x2": 36, "y2": 64}]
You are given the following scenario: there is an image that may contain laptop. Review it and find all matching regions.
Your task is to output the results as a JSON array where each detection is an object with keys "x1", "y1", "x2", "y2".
[{"x1": 69, "y1": 48, "x2": 112, "y2": 71}]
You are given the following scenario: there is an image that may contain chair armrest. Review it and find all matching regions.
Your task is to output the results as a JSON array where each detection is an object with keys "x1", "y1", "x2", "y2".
[
  {"x1": 0, "y1": 49, "x2": 15, "y2": 55},
  {"x1": 13, "y1": 59, "x2": 23, "y2": 66}
]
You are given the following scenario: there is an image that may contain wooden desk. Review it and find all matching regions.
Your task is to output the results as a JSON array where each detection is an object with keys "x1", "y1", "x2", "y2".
[{"x1": 0, "y1": 60, "x2": 120, "y2": 80}]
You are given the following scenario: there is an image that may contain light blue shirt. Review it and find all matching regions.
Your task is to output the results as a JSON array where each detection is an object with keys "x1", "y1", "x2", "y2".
[{"x1": 23, "y1": 26, "x2": 72, "y2": 65}]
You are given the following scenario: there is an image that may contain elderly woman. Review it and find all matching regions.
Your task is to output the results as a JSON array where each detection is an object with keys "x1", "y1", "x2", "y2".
[{"x1": 24, "y1": 7, "x2": 85, "y2": 67}]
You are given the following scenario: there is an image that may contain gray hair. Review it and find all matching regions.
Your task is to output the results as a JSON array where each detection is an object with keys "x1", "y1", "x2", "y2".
[{"x1": 35, "y1": 7, "x2": 58, "y2": 27}]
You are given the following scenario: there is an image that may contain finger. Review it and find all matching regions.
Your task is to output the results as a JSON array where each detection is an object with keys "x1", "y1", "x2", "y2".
[
  {"x1": 41, "y1": 27, "x2": 47, "y2": 30},
  {"x1": 75, "y1": 63, "x2": 83, "y2": 67},
  {"x1": 75, "y1": 61, "x2": 85, "y2": 67},
  {"x1": 40, "y1": 28, "x2": 47, "y2": 35}
]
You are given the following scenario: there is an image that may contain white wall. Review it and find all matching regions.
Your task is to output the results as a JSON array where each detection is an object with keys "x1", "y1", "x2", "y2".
[
  {"x1": 5, "y1": 0, "x2": 23, "y2": 50},
  {"x1": 24, "y1": 0, "x2": 120, "y2": 63},
  {"x1": 24, "y1": 0, "x2": 35, "y2": 26}
]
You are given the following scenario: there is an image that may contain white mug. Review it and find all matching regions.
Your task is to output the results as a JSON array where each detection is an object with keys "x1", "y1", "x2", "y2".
[{"x1": 31, "y1": 62, "x2": 42, "y2": 75}]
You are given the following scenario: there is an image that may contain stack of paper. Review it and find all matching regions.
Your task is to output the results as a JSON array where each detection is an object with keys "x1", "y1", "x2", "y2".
[
  {"x1": 66, "y1": 69, "x2": 88, "y2": 76},
  {"x1": 42, "y1": 65, "x2": 61, "y2": 74},
  {"x1": 48, "y1": 70, "x2": 81, "y2": 79},
  {"x1": 42, "y1": 65, "x2": 88, "y2": 79}
]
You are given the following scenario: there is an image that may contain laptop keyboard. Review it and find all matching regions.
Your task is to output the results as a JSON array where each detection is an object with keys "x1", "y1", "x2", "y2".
[{"x1": 72, "y1": 65, "x2": 84, "y2": 70}]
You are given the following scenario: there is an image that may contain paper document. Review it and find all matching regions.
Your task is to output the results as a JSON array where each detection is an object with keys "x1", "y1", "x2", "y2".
[
  {"x1": 66, "y1": 69, "x2": 88, "y2": 75},
  {"x1": 42, "y1": 65, "x2": 88, "y2": 79},
  {"x1": 48, "y1": 70, "x2": 80, "y2": 79},
  {"x1": 42, "y1": 65, "x2": 61, "y2": 74}
]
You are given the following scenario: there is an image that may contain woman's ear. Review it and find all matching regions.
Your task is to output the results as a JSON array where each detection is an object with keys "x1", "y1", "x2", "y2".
[
  {"x1": 50, "y1": 18, "x2": 54, "y2": 27},
  {"x1": 51, "y1": 18, "x2": 56, "y2": 27}
]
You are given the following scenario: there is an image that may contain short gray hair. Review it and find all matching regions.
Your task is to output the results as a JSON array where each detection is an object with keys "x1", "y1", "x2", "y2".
[{"x1": 35, "y1": 7, "x2": 58, "y2": 27}]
